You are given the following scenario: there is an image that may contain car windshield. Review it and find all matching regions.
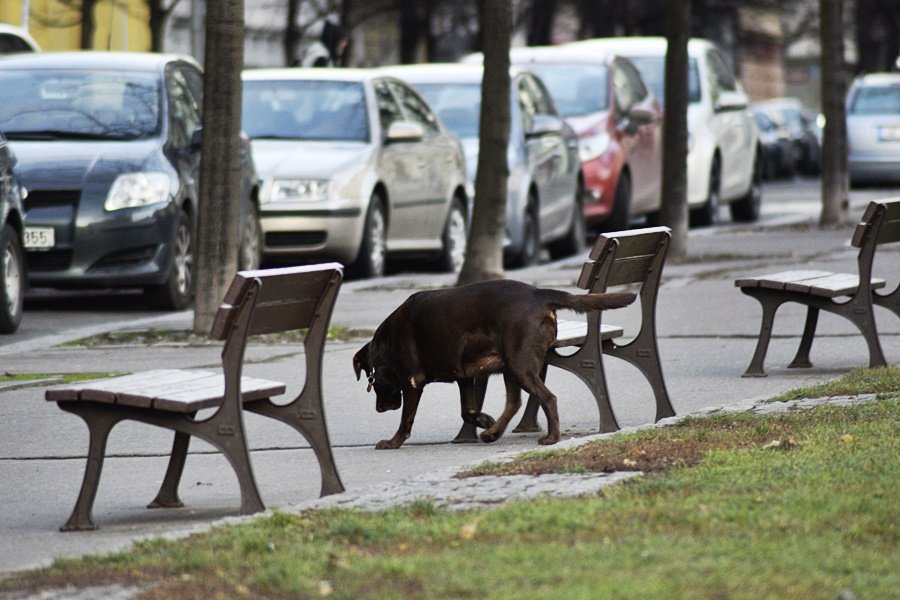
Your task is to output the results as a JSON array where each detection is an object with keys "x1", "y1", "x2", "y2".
[
  {"x1": 412, "y1": 83, "x2": 481, "y2": 139},
  {"x1": 849, "y1": 84, "x2": 900, "y2": 115},
  {"x1": 242, "y1": 79, "x2": 369, "y2": 141},
  {"x1": 0, "y1": 69, "x2": 161, "y2": 140},
  {"x1": 624, "y1": 56, "x2": 701, "y2": 106},
  {"x1": 522, "y1": 64, "x2": 608, "y2": 117}
]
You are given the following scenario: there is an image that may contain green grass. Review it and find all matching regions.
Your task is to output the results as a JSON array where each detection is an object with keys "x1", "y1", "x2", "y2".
[
  {"x1": 61, "y1": 325, "x2": 374, "y2": 347},
  {"x1": 770, "y1": 364, "x2": 900, "y2": 401},
  {"x1": 0, "y1": 372, "x2": 122, "y2": 385},
  {"x1": 2, "y1": 369, "x2": 898, "y2": 599}
]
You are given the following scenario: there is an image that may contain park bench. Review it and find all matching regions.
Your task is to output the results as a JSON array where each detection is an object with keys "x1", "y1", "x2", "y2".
[
  {"x1": 735, "y1": 197, "x2": 900, "y2": 377},
  {"x1": 46, "y1": 263, "x2": 345, "y2": 531},
  {"x1": 455, "y1": 226, "x2": 676, "y2": 441}
]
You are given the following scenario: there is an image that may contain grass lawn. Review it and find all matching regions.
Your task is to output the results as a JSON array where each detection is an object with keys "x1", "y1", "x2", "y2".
[{"x1": 2, "y1": 367, "x2": 898, "y2": 599}]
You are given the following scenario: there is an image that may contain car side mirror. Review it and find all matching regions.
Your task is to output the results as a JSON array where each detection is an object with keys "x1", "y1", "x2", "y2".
[
  {"x1": 621, "y1": 106, "x2": 656, "y2": 135},
  {"x1": 714, "y1": 90, "x2": 748, "y2": 113},
  {"x1": 386, "y1": 121, "x2": 425, "y2": 143},
  {"x1": 189, "y1": 128, "x2": 203, "y2": 153},
  {"x1": 526, "y1": 114, "x2": 563, "y2": 138}
]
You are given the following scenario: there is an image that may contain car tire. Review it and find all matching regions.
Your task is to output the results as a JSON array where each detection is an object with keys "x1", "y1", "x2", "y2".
[
  {"x1": 691, "y1": 156, "x2": 720, "y2": 227},
  {"x1": 509, "y1": 193, "x2": 540, "y2": 268},
  {"x1": 349, "y1": 194, "x2": 387, "y2": 279},
  {"x1": 436, "y1": 195, "x2": 467, "y2": 274},
  {"x1": 605, "y1": 171, "x2": 631, "y2": 232},
  {"x1": 548, "y1": 180, "x2": 586, "y2": 259},
  {"x1": 730, "y1": 151, "x2": 763, "y2": 223},
  {"x1": 238, "y1": 203, "x2": 261, "y2": 271},
  {"x1": 0, "y1": 223, "x2": 25, "y2": 334},
  {"x1": 145, "y1": 209, "x2": 194, "y2": 310}
]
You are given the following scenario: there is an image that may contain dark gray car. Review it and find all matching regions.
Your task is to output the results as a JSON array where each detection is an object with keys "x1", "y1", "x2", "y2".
[
  {"x1": 0, "y1": 132, "x2": 25, "y2": 333},
  {"x1": 0, "y1": 52, "x2": 259, "y2": 310}
]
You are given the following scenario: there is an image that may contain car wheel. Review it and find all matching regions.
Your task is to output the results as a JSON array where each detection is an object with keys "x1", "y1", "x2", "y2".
[
  {"x1": 238, "y1": 203, "x2": 261, "y2": 271},
  {"x1": 730, "y1": 151, "x2": 763, "y2": 223},
  {"x1": 0, "y1": 224, "x2": 25, "y2": 334},
  {"x1": 509, "y1": 193, "x2": 540, "y2": 268},
  {"x1": 548, "y1": 180, "x2": 586, "y2": 259},
  {"x1": 436, "y1": 196, "x2": 467, "y2": 274},
  {"x1": 350, "y1": 194, "x2": 386, "y2": 279},
  {"x1": 691, "y1": 156, "x2": 720, "y2": 227},
  {"x1": 145, "y1": 210, "x2": 194, "y2": 310},
  {"x1": 604, "y1": 171, "x2": 631, "y2": 232}
]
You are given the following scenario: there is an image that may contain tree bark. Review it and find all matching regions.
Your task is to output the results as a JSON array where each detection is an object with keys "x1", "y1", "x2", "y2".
[
  {"x1": 80, "y1": 0, "x2": 97, "y2": 48},
  {"x1": 284, "y1": 0, "x2": 301, "y2": 66},
  {"x1": 659, "y1": 0, "x2": 690, "y2": 260},
  {"x1": 193, "y1": 0, "x2": 245, "y2": 334},
  {"x1": 526, "y1": 0, "x2": 557, "y2": 46},
  {"x1": 819, "y1": 0, "x2": 850, "y2": 226},
  {"x1": 456, "y1": 0, "x2": 511, "y2": 286}
]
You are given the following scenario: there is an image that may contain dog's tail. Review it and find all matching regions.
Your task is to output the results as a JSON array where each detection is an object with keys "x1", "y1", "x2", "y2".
[{"x1": 542, "y1": 290, "x2": 637, "y2": 313}]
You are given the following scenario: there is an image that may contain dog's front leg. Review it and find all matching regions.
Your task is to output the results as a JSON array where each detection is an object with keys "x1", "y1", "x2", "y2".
[
  {"x1": 459, "y1": 378, "x2": 496, "y2": 430},
  {"x1": 376, "y1": 387, "x2": 423, "y2": 449},
  {"x1": 480, "y1": 373, "x2": 522, "y2": 444}
]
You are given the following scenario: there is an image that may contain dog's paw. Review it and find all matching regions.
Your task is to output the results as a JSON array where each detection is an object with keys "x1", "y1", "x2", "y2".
[
  {"x1": 375, "y1": 439, "x2": 400, "y2": 449},
  {"x1": 537, "y1": 434, "x2": 560, "y2": 445},
  {"x1": 480, "y1": 429, "x2": 501, "y2": 444},
  {"x1": 475, "y1": 413, "x2": 496, "y2": 429}
]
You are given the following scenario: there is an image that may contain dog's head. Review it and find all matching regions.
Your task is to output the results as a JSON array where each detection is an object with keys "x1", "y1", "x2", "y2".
[{"x1": 353, "y1": 341, "x2": 404, "y2": 412}]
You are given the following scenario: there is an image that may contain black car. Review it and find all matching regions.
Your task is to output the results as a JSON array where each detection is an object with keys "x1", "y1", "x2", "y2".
[
  {"x1": 0, "y1": 52, "x2": 259, "y2": 310},
  {"x1": 0, "y1": 132, "x2": 25, "y2": 333}
]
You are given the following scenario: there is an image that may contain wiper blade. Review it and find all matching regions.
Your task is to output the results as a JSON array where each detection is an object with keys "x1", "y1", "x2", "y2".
[{"x1": 5, "y1": 130, "x2": 128, "y2": 141}]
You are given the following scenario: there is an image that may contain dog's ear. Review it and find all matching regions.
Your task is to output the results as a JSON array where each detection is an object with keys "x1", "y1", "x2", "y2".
[{"x1": 352, "y1": 343, "x2": 370, "y2": 381}]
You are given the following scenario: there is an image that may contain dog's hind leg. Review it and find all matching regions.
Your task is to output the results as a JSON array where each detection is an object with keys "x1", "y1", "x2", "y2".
[
  {"x1": 516, "y1": 372, "x2": 560, "y2": 445},
  {"x1": 376, "y1": 387, "x2": 423, "y2": 450},
  {"x1": 480, "y1": 373, "x2": 522, "y2": 444}
]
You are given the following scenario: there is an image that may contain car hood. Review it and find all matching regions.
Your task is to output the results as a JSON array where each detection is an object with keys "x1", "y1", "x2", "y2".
[
  {"x1": 250, "y1": 140, "x2": 374, "y2": 178},
  {"x1": 8, "y1": 139, "x2": 162, "y2": 189},
  {"x1": 563, "y1": 111, "x2": 609, "y2": 136}
]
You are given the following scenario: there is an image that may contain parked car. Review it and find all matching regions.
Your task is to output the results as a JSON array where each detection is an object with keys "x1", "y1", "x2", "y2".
[
  {"x1": 465, "y1": 45, "x2": 663, "y2": 231},
  {"x1": 0, "y1": 52, "x2": 260, "y2": 310},
  {"x1": 752, "y1": 107, "x2": 798, "y2": 179},
  {"x1": 753, "y1": 97, "x2": 820, "y2": 175},
  {"x1": 383, "y1": 63, "x2": 584, "y2": 267},
  {"x1": 846, "y1": 72, "x2": 900, "y2": 185},
  {"x1": 569, "y1": 37, "x2": 762, "y2": 225},
  {"x1": 241, "y1": 68, "x2": 469, "y2": 277},
  {"x1": 0, "y1": 132, "x2": 26, "y2": 333},
  {"x1": 0, "y1": 23, "x2": 41, "y2": 55}
]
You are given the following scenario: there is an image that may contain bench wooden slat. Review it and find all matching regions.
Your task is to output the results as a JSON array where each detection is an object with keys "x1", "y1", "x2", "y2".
[
  {"x1": 577, "y1": 255, "x2": 655, "y2": 289},
  {"x1": 735, "y1": 270, "x2": 885, "y2": 298},
  {"x1": 874, "y1": 220, "x2": 900, "y2": 245},
  {"x1": 45, "y1": 370, "x2": 198, "y2": 402},
  {"x1": 588, "y1": 226, "x2": 669, "y2": 260},
  {"x1": 735, "y1": 270, "x2": 833, "y2": 290},
  {"x1": 556, "y1": 319, "x2": 624, "y2": 347}
]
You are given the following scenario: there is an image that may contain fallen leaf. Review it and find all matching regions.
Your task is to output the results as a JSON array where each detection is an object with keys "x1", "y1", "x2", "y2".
[
  {"x1": 839, "y1": 434, "x2": 854, "y2": 444},
  {"x1": 622, "y1": 458, "x2": 638, "y2": 467},
  {"x1": 317, "y1": 580, "x2": 333, "y2": 597},
  {"x1": 459, "y1": 520, "x2": 479, "y2": 540}
]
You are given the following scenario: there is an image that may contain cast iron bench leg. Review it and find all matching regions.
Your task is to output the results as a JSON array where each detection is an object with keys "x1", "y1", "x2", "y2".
[
  {"x1": 148, "y1": 430, "x2": 191, "y2": 509},
  {"x1": 742, "y1": 294, "x2": 784, "y2": 378},
  {"x1": 788, "y1": 307, "x2": 819, "y2": 369}
]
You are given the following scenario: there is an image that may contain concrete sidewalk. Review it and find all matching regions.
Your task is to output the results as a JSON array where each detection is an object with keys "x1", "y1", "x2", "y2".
[{"x1": 1, "y1": 192, "x2": 898, "y2": 577}]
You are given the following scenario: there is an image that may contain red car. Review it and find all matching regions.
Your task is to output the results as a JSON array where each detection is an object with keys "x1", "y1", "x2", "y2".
[{"x1": 467, "y1": 45, "x2": 663, "y2": 230}]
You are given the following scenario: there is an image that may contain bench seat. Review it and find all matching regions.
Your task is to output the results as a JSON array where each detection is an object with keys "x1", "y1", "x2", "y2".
[
  {"x1": 736, "y1": 270, "x2": 885, "y2": 298},
  {"x1": 555, "y1": 320, "x2": 624, "y2": 347},
  {"x1": 47, "y1": 369, "x2": 286, "y2": 412}
]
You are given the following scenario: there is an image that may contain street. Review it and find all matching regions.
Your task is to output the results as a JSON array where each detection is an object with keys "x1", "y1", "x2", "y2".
[{"x1": 0, "y1": 175, "x2": 898, "y2": 575}]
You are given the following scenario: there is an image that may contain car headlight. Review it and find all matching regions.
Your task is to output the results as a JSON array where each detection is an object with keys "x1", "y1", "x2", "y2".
[
  {"x1": 267, "y1": 179, "x2": 331, "y2": 203},
  {"x1": 578, "y1": 132, "x2": 611, "y2": 162},
  {"x1": 104, "y1": 173, "x2": 171, "y2": 211}
]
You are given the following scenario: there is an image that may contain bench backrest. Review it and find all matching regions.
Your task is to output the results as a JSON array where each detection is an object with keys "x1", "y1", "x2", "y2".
[
  {"x1": 209, "y1": 263, "x2": 344, "y2": 341},
  {"x1": 851, "y1": 197, "x2": 900, "y2": 248},
  {"x1": 577, "y1": 226, "x2": 671, "y2": 292}
]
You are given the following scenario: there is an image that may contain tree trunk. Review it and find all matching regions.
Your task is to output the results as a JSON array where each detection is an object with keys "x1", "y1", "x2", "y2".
[
  {"x1": 399, "y1": 0, "x2": 423, "y2": 64},
  {"x1": 284, "y1": 0, "x2": 301, "y2": 66},
  {"x1": 80, "y1": 0, "x2": 97, "y2": 48},
  {"x1": 819, "y1": 0, "x2": 850, "y2": 226},
  {"x1": 526, "y1": 0, "x2": 557, "y2": 46},
  {"x1": 193, "y1": 0, "x2": 245, "y2": 334},
  {"x1": 456, "y1": 0, "x2": 511, "y2": 286},
  {"x1": 659, "y1": 0, "x2": 690, "y2": 260},
  {"x1": 147, "y1": 0, "x2": 167, "y2": 52}
]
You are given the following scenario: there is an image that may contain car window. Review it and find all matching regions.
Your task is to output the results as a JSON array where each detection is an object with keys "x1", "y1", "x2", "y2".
[
  {"x1": 517, "y1": 78, "x2": 537, "y2": 132},
  {"x1": 0, "y1": 33, "x2": 34, "y2": 54},
  {"x1": 612, "y1": 63, "x2": 635, "y2": 116},
  {"x1": 373, "y1": 80, "x2": 404, "y2": 133},
  {"x1": 242, "y1": 79, "x2": 368, "y2": 141},
  {"x1": 626, "y1": 55, "x2": 702, "y2": 106},
  {"x1": 849, "y1": 84, "x2": 900, "y2": 115},
  {"x1": 413, "y1": 83, "x2": 481, "y2": 139},
  {"x1": 0, "y1": 69, "x2": 160, "y2": 141},
  {"x1": 167, "y1": 67, "x2": 202, "y2": 147},
  {"x1": 521, "y1": 73, "x2": 556, "y2": 115},
  {"x1": 707, "y1": 48, "x2": 738, "y2": 96},
  {"x1": 524, "y1": 63, "x2": 608, "y2": 117},
  {"x1": 619, "y1": 60, "x2": 649, "y2": 104},
  {"x1": 386, "y1": 80, "x2": 440, "y2": 133}
]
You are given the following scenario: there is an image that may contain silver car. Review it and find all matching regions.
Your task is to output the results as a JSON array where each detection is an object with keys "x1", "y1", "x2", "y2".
[
  {"x1": 847, "y1": 72, "x2": 900, "y2": 185},
  {"x1": 384, "y1": 63, "x2": 584, "y2": 267},
  {"x1": 241, "y1": 68, "x2": 469, "y2": 277}
]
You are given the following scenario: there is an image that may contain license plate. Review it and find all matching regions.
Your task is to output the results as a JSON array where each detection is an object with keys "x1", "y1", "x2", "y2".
[
  {"x1": 24, "y1": 227, "x2": 55, "y2": 250},
  {"x1": 877, "y1": 125, "x2": 900, "y2": 141}
]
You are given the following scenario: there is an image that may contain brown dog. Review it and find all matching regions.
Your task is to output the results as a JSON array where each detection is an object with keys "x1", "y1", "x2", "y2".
[{"x1": 353, "y1": 279, "x2": 635, "y2": 449}]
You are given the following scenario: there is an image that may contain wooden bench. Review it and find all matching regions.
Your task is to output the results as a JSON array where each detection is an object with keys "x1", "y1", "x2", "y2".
[
  {"x1": 46, "y1": 263, "x2": 345, "y2": 531},
  {"x1": 454, "y1": 226, "x2": 676, "y2": 441},
  {"x1": 736, "y1": 197, "x2": 900, "y2": 377}
]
